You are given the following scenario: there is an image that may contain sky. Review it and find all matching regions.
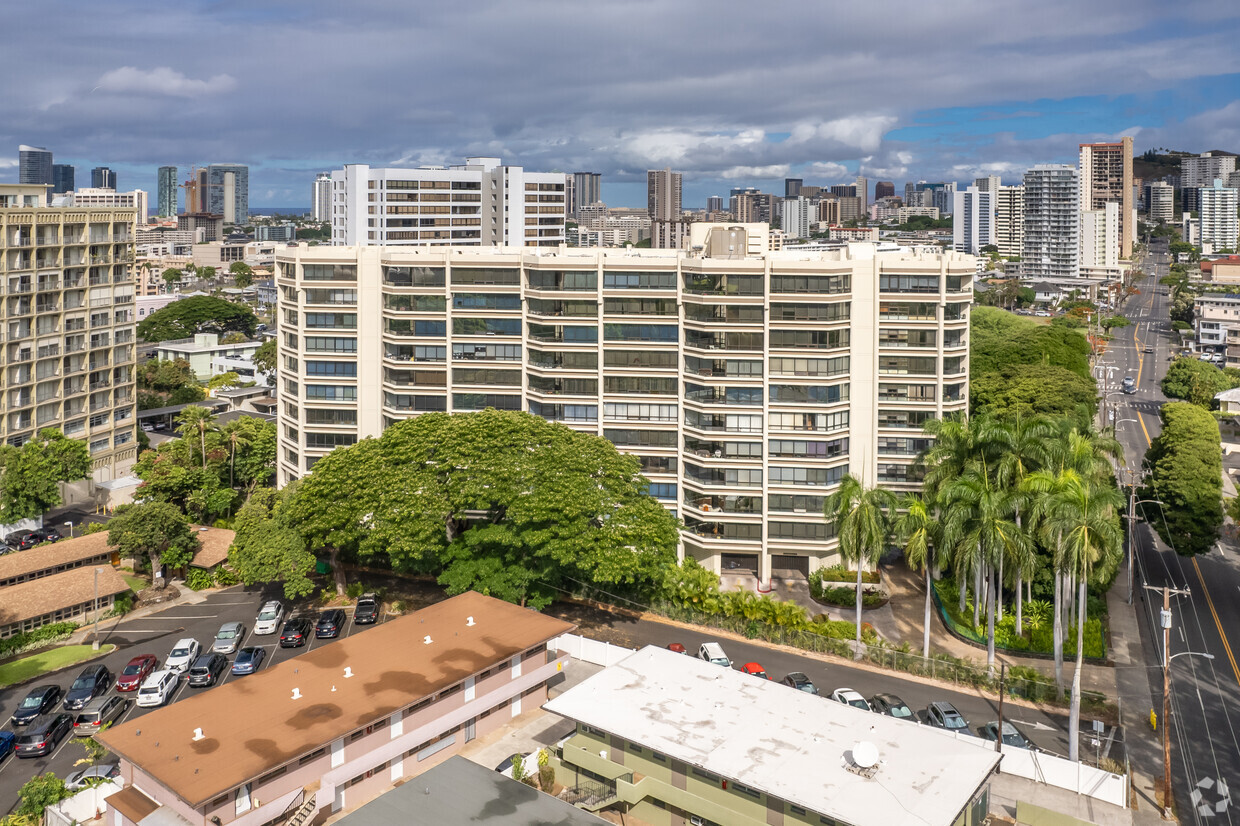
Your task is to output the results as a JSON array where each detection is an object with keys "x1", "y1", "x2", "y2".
[{"x1": 2, "y1": 0, "x2": 1239, "y2": 210}]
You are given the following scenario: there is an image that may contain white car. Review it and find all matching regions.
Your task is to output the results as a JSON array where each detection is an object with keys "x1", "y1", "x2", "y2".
[
  {"x1": 65, "y1": 763, "x2": 120, "y2": 790},
  {"x1": 164, "y1": 638, "x2": 200, "y2": 674},
  {"x1": 254, "y1": 601, "x2": 284, "y2": 635},
  {"x1": 136, "y1": 671, "x2": 179, "y2": 708},
  {"x1": 831, "y1": 688, "x2": 872, "y2": 712},
  {"x1": 697, "y1": 642, "x2": 731, "y2": 668}
]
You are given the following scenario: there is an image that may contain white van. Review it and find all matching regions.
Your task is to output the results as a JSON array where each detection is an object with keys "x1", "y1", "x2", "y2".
[
  {"x1": 137, "y1": 670, "x2": 179, "y2": 708},
  {"x1": 697, "y1": 642, "x2": 732, "y2": 668}
]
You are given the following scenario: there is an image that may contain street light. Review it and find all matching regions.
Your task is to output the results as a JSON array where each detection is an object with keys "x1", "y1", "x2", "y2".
[
  {"x1": 91, "y1": 566, "x2": 101, "y2": 651},
  {"x1": 64, "y1": 521, "x2": 73, "y2": 539}
]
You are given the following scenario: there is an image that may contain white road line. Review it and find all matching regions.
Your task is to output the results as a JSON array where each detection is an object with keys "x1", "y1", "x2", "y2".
[{"x1": 124, "y1": 615, "x2": 220, "y2": 620}]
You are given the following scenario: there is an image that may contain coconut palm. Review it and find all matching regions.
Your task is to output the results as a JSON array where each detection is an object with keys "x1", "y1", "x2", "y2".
[
  {"x1": 992, "y1": 413, "x2": 1052, "y2": 634},
  {"x1": 823, "y1": 474, "x2": 896, "y2": 655},
  {"x1": 221, "y1": 419, "x2": 252, "y2": 490},
  {"x1": 176, "y1": 404, "x2": 218, "y2": 470},
  {"x1": 894, "y1": 494, "x2": 941, "y2": 658}
]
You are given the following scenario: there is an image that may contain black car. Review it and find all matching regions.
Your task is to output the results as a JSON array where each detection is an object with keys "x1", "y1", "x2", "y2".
[
  {"x1": 315, "y1": 609, "x2": 347, "y2": 639},
  {"x1": 354, "y1": 593, "x2": 379, "y2": 625},
  {"x1": 12, "y1": 685, "x2": 63, "y2": 726},
  {"x1": 187, "y1": 653, "x2": 229, "y2": 688},
  {"x1": 34, "y1": 527, "x2": 62, "y2": 543},
  {"x1": 15, "y1": 713, "x2": 73, "y2": 758},
  {"x1": 780, "y1": 672, "x2": 819, "y2": 695},
  {"x1": 64, "y1": 664, "x2": 114, "y2": 710},
  {"x1": 5, "y1": 532, "x2": 39, "y2": 551},
  {"x1": 869, "y1": 693, "x2": 915, "y2": 720},
  {"x1": 280, "y1": 617, "x2": 313, "y2": 647}
]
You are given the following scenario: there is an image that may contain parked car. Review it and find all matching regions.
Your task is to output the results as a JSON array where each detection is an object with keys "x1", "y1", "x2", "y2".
[
  {"x1": 188, "y1": 654, "x2": 229, "y2": 688},
  {"x1": 925, "y1": 701, "x2": 970, "y2": 732},
  {"x1": 254, "y1": 601, "x2": 284, "y2": 635},
  {"x1": 831, "y1": 688, "x2": 872, "y2": 711},
  {"x1": 64, "y1": 664, "x2": 114, "y2": 711},
  {"x1": 869, "y1": 693, "x2": 914, "y2": 720},
  {"x1": 116, "y1": 655, "x2": 158, "y2": 692},
  {"x1": 11, "y1": 685, "x2": 63, "y2": 726},
  {"x1": 211, "y1": 622, "x2": 246, "y2": 655},
  {"x1": 982, "y1": 721, "x2": 1034, "y2": 749},
  {"x1": 5, "y1": 532, "x2": 39, "y2": 551},
  {"x1": 697, "y1": 642, "x2": 731, "y2": 668},
  {"x1": 34, "y1": 527, "x2": 62, "y2": 543},
  {"x1": 73, "y1": 695, "x2": 128, "y2": 736},
  {"x1": 739, "y1": 662, "x2": 769, "y2": 679},
  {"x1": 15, "y1": 713, "x2": 73, "y2": 758},
  {"x1": 666, "y1": 643, "x2": 687, "y2": 654},
  {"x1": 165, "y1": 638, "x2": 201, "y2": 674},
  {"x1": 780, "y1": 672, "x2": 818, "y2": 695},
  {"x1": 65, "y1": 763, "x2": 120, "y2": 790},
  {"x1": 0, "y1": 731, "x2": 14, "y2": 762},
  {"x1": 353, "y1": 593, "x2": 380, "y2": 625},
  {"x1": 232, "y1": 646, "x2": 266, "y2": 675},
  {"x1": 315, "y1": 609, "x2": 347, "y2": 639},
  {"x1": 1144, "y1": 346, "x2": 1154, "y2": 354},
  {"x1": 136, "y1": 671, "x2": 179, "y2": 708},
  {"x1": 280, "y1": 616, "x2": 313, "y2": 647}
]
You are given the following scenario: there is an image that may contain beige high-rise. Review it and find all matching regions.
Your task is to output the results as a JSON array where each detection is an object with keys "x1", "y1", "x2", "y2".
[
  {"x1": 0, "y1": 185, "x2": 137, "y2": 481},
  {"x1": 647, "y1": 168, "x2": 682, "y2": 221},
  {"x1": 1078, "y1": 136, "x2": 1134, "y2": 259}
]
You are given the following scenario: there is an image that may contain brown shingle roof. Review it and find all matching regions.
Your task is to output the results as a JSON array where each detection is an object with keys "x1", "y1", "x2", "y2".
[
  {"x1": 187, "y1": 526, "x2": 235, "y2": 569},
  {"x1": 97, "y1": 592, "x2": 575, "y2": 808},
  {"x1": 0, "y1": 566, "x2": 130, "y2": 627},
  {"x1": 106, "y1": 785, "x2": 160, "y2": 823},
  {"x1": 0, "y1": 532, "x2": 114, "y2": 583}
]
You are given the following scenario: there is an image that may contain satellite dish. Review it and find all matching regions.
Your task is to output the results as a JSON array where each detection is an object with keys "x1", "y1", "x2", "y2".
[{"x1": 852, "y1": 741, "x2": 879, "y2": 769}]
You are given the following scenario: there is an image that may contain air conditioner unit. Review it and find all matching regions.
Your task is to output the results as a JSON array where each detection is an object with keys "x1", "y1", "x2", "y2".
[{"x1": 690, "y1": 818, "x2": 704, "y2": 826}]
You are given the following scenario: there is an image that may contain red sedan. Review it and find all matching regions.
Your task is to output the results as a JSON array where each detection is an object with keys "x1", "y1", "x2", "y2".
[
  {"x1": 667, "y1": 643, "x2": 687, "y2": 654},
  {"x1": 115, "y1": 655, "x2": 158, "y2": 692},
  {"x1": 740, "y1": 662, "x2": 769, "y2": 679}
]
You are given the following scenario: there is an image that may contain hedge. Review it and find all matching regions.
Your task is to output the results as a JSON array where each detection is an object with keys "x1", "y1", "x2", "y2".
[{"x1": 0, "y1": 623, "x2": 80, "y2": 660}]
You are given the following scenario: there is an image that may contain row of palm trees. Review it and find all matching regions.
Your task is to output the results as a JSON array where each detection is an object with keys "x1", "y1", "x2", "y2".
[{"x1": 824, "y1": 414, "x2": 1124, "y2": 762}]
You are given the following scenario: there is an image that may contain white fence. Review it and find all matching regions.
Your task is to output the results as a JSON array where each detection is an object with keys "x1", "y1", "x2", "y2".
[
  {"x1": 551, "y1": 634, "x2": 636, "y2": 667},
  {"x1": 45, "y1": 780, "x2": 123, "y2": 826}
]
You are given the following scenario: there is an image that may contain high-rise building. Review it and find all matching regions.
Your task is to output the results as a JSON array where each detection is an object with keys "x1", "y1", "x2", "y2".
[
  {"x1": 734, "y1": 192, "x2": 773, "y2": 224},
  {"x1": 19, "y1": 146, "x2": 53, "y2": 199},
  {"x1": 1199, "y1": 179, "x2": 1239, "y2": 253},
  {"x1": 1182, "y1": 152, "x2": 1237, "y2": 213},
  {"x1": 273, "y1": 224, "x2": 972, "y2": 577},
  {"x1": 784, "y1": 178, "x2": 802, "y2": 199},
  {"x1": 1080, "y1": 202, "x2": 1120, "y2": 270},
  {"x1": 52, "y1": 165, "x2": 75, "y2": 195},
  {"x1": 836, "y1": 196, "x2": 863, "y2": 222},
  {"x1": 570, "y1": 172, "x2": 602, "y2": 217},
  {"x1": 91, "y1": 167, "x2": 117, "y2": 190},
  {"x1": 191, "y1": 168, "x2": 209, "y2": 213},
  {"x1": 1144, "y1": 181, "x2": 1174, "y2": 224},
  {"x1": 706, "y1": 195, "x2": 724, "y2": 214},
  {"x1": 854, "y1": 176, "x2": 868, "y2": 212},
  {"x1": 647, "y1": 168, "x2": 682, "y2": 221},
  {"x1": 828, "y1": 184, "x2": 856, "y2": 198},
  {"x1": 329, "y1": 157, "x2": 564, "y2": 247},
  {"x1": 875, "y1": 181, "x2": 895, "y2": 200},
  {"x1": 205, "y1": 164, "x2": 249, "y2": 224},
  {"x1": 1078, "y1": 137, "x2": 1133, "y2": 259},
  {"x1": 1022, "y1": 165, "x2": 1079, "y2": 280},
  {"x1": 157, "y1": 166, "x2": 178, "y2": 218},
  {"x1": 0, "y1": 184, "x2": 138, "y2": 480},
  {"x1": 312, "y1": 172, "x2": 332, "y2": 222},
  {"x1": 994, "y1": 185, "x2": 1024, "y2": 259},
  {"x1": 973, "y1": 175, "x2": 1001, "y2": 193},
  {"x1": 783, "y1": 197, "x2": 814, "y2": 239},
  {"x1": 66, "y1": 189, "x2": 149, "y2": 226},
  {"x1": 952, "y1": 187, "x2": 995, "y2": 254}
]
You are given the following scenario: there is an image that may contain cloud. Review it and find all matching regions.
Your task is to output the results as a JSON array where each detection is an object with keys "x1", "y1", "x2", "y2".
[
  {"x1": 0, "y1": 158, "x2": 16, "y2": 170},
  {"x1": 95, "y1": 67, "x2": 237, "y2": 98}
]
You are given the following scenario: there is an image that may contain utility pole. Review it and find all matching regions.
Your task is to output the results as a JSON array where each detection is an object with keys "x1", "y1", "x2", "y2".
[
  {"x1": 92, "y1": 566, "x2": 100, "y2": 651},
  {"x1": 1144, "y1": 583, "x2": 1191, "y2": 818},
  {"x1": 995, "y1": 662, "x2": 1005, "y2": 754},
  {"x1": 1128, "y1": 474, "x2": 1136, "y2": 604}
]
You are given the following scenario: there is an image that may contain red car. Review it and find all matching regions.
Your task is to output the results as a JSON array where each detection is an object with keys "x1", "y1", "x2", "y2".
[
  {"x1": 740, "y1": 662, "x2": 769, "y2": 679},
  {"x1": 115, "y1": 655, "x2": 158, "y2": 692},
  {"x1": 667, "y1": 643, "x2": 687, "y2": 654}
]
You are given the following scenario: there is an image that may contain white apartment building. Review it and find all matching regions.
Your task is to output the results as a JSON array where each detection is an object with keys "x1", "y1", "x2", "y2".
[
  {"x1": 1199, "y1": 179, "x2": 1239, "y2": 254},
  {"x1": 994, "y1": 185, "x2": 1024, "y2": 259},
  {"x1": 312, "y1": 172, "x2": 332, "y2": 222},
  {"x1": 1022, "y1": 166, "x2": 1079, "y2": 280},
  {"x1": 782, "y1": 197, "x2": 814, "y2": 239},
  {"x1": 273, "y1": 224, "x2": 971, "y2": 580},
  {"x1": 1080, "y1": 202, "x2": 1120, "y2": 270},
  {"x1": 60, "y1": 189, "x2": 149, "y2": 228},
  {"x1": 1182, "y1": 152, "x2": 1237, "y2": 213},
  {"x1": 329, "y1": 158, "x2": 565, "y2": 248},
  {"x1": 1145, "y1": 181, "x2": 1174, "y2": 223},
  {"x1": 974, "y1": 175, "x2": 1002, "y2": 193},
  {"x1": 894, "y1": 206, "x2": 940, "y2": 222},
  {"x1": 952, "y1": 187, "x2": 995, "y2": 254},
  {"x1": 0, "y1": 185, "x2": 138, "y2": 481},
  {"x1": 1194, "y1": 292, "x2": 1240, "y2": 355}
]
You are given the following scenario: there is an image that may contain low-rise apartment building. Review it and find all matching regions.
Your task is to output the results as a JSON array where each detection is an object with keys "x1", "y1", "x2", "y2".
[
  {"x1": 1194, "y1": 293, "x2": 1240, "y2": 356},
  {"x1": 273, "y1": 225, "x2": 972, "y2": 581},
  {"x1": 154, "y1": 333, "x2": 262, "y2": 381},
  {"x1": 98, "y1": 592, "x2": 574, "y2": 826}
]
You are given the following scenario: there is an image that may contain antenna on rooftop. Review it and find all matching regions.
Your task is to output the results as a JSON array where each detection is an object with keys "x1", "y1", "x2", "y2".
[{"x1": 851, "y1": 741, "x2": 879, "y2": 771}]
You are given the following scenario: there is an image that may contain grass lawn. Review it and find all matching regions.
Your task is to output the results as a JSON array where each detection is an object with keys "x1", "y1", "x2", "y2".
[
  {"x1": 122, "y1": 573, "x2": 148, "y2": 592},
  {"x1": 0, "y1": 645, "x2": 116, "y2": 688}
]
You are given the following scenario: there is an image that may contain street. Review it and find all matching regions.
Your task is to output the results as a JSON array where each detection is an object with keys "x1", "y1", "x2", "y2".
[{"x1": 1108, "y1": 238, "x2": 1240, "y2": 823}]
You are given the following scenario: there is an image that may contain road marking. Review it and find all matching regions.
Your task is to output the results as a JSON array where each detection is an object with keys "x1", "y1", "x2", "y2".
[
  {"x1": 1192, "y1": 557, "x2": 1240, "y2": 686},
  {"x1": 127, "y1": 615, "x2": 220, "y2": 620}
]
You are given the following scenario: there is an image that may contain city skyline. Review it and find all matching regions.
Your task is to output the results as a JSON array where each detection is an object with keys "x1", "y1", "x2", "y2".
[{"x1": 0, "y1": 1, "x2": 1237, "y2": 209}]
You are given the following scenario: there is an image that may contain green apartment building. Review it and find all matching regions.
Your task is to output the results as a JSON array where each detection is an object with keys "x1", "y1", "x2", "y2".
[{"x1": 545, "y1": 647, "x2": 999, "y2": 826}]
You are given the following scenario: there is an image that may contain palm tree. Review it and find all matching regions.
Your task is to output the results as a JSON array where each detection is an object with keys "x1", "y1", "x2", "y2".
[
  {"x1": 894, "y1": 494, "x2": 940, "y2": 658},
  {"x1": 1038, "y1": 469, "x2": 1122, "y2": 761},
  {"x1": 176, "y1": 405, "x2": 217, "y2": 470},
  {"x1": 922, "y1": 416, "x2": 993, "y2": 614},
  {"x1": 992, "y1": 414, "x2": 1052, "y2": 635},
  {"x1": 823, "y1": 474, "x2": 896, "y2": 655},
  {"x1": 221, "y1": 420, "x2": 252, "y2": 489}
]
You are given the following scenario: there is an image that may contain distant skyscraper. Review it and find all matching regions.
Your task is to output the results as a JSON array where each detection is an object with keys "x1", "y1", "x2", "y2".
[
  {"x1": 1078, "y1": 136, "x2": 1133, "y2": 258},
  {"x1": 19, "y1": 145, "x2": 53, "y2": 193},
  {"x1": 706, "y1": 195, "x2": 723, "y2": 213},
  {"x1": 1199, "y1": 179, "x2": 1239, "y2": 252},
  {"x1": 952, "y1": 186, "x2": 995, "y2": 254},
  {"x1": 312, "y1": 172, "x2": 332, "y2": 222},
  {"x1": 783, "y1": 197, "x2": 813, "y2": 239},
  {"x1": 205, "y1": 164, "x2": 249, "y2": 223},
  {"x1": 829, "y1": 184, "x2": 856, "y2": 198},
  {"x1": 570, "y1": 172, "x2": 602, "y2": 216},
  {"x1": 157, "y1": 166, "x2": 178, "y2": 218},
  {"x1": 1144, "y1": 181, "x2": 1174, "y2": 223},
  {"x1": 647, "y1": 168, "x2": 682, "y2": 221},
  {"x1": 875, "y1": 181, "x2": 895, "y2": 200},
  {"x1": 854, "y1": 176, "x2": 868, "y2": 212},
  {"x1": 1080, "y1": 202, "x2": 1120, "y2": 270},
  {"x1": 52, "y1": 164, "x2": 75, "y2": 195},
  {"x1": 784, "y1": 178, "x2": 803, "y2": 199},
  {"x1": 973, "y1": 175, "x2": 1001, "y2": 192},
  {"x1": 1022, "y1": 165, "x2": 1079, "y2": 280},
  {"x1": 1181, "y1": 152, "x2": 1237, "y2": 214},
  {"x1": 994, "y1": 185, "x2": 1024, "y2": 258},
  {"x1": 91, "y1": 167, "x2": 117, "y2": 190}
]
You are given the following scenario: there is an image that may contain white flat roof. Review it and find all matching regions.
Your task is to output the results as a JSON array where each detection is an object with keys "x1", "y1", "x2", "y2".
[{"x1": 544, "y1": 646, "x2": 1000, "y2": 826}]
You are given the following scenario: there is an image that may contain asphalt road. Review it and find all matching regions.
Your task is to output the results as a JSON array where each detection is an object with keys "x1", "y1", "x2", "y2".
[{"x1": 1107, "y1": 238, "x2": 1240, "y2": 823}]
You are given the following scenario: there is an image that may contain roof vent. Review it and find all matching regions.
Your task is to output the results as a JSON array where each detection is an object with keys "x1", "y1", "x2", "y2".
[
  {"x1": 423, "y1": 635, "x2": 433, "y2": 645},
  {"x1": 344, "y1": 667, "x2": 354, "y2": 678},
  {"x1": 331, "y1": 685, "x2": 337, "y2": 692},
  {"x1": 192, "y1": 728, "x2": 204, "y2": 741},
  {"x1": 466, "y1": 616, "x2": 475, "y2": 627},
  {"x1": 291, "y1": 688, "x2": 302, "y2": 700}
]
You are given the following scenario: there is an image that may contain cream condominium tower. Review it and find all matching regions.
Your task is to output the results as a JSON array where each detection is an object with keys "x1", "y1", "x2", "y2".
[
  {"x1": 0, "y1": 185, "x2": 137, "y2": 480},
  {"x1": 275, "y1": 224, "x2": 970, "y2": 579}
]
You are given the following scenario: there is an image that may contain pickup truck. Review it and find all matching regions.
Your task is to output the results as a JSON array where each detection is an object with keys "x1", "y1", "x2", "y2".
[{"x1": 354, "y1": 593, "x2": 380, "y2": 625}]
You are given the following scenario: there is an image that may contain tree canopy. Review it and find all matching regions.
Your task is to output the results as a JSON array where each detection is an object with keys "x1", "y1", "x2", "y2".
[
  {"x1": 1142, "y1": 402, "x2": 1223, "y2": 556},
  {"x1": 229, "y1": 262, "x2": 254, "y2": 289},
  {"x1": 136, "y1": 296, "x2": 258, "y2": 343},
  {"x1": 251, "y1": 338, "x2": 276, "y2": 383},
  {"x1": 229, "y1": 487, "x2": 317, "y2": 600},
  {"x1": 107, "y1": 501, "x2": 200, "y2": 575},
  {"x1": 281, "y1": 410, "x2": 682, "y2": 608},
  {"x1": 970, "y1": 306, "x2": 1091, "y2": 378},
  {"x1": 137, "y1": 358, "x2": 206, "y2": 410},
  {"x1": 1161, "y1": 357, "x2": 1237, "y2": 408},
  {"x1": 970, "y1": 363, "x2": 1098, "y2": 427},
  {"x1": 0, "y1": 429, "x2": 92, "y2": 522}
]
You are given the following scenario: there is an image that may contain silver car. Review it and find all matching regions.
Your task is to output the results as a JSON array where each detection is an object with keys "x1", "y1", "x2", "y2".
[{"x1": 212, "y1": 621, "x2": 246, "y2": 655}]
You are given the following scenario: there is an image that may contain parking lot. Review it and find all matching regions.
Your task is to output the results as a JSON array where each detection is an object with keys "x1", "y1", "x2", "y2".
[{"x1": 0, "y1": 585, "x2": 386, "y2": 810}]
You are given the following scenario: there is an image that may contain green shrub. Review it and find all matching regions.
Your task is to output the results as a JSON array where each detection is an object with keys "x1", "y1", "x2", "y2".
[
  {"x1": 185, "y1": 568, "x2": 214, "y2": 591},
  {"x1": 213, "y1": 566, "x2": 239, "y2": 587},
  {"x1": 83, "y1": 522, "x2": 107, "y2": 535},
  {"x1": 110, "y1": 592, "x2": 135, "y2": 616},
  {"x1": 811, "y1": 566, "x2": 880, "y2": 585},
  {"x1": 0, "y1": 622, "x2": 80, "y2": 658},
  {"x1": 345, "y1": 582, "x2": 365, "y2": 599}
]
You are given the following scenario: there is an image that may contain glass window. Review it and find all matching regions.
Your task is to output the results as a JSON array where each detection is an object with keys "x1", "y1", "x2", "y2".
[
  {"x1": 305, "y1": 361, "x2": 357, "y2": 378},
  {"x1": 385, "y1": 294, "x2": 446, "y2": 312},
  {"x1": 305, "y1": 337, "x2": 357, "y2": 353},
  {"x1": 769, "y1": 302, "x2": 849, "y2": 321},
  {"x1": 452, "y1": 343, "x2": 521, "y2": 361},
  {"x1": 768, "y1": 384, "x2": 848, "y2": 404},
  {"x1": 305, "y1": 432, "x2": 358, "y2": 449},
  {"x1": 451, "y1": 293, "x2": 522, "y2": 311},
  {"x1": 382, "y1": 266, "x2": 444, "y2": 287},
  {"x1": 604, "y1": 428, "x2": 677, "y2": 448},
  {"x1": 603, "y1": 349, "x2": 676, "y2": 369},
  {"x1": 769, "y1": 274, "x2": 850, "y2": 294},
  {"x1": 602, "y1": 271, "x2": 676, "y2": 290},
  {"x1": 603, "y1": 324, "x2": 678, "y2": 343},
  {"x1": 305, "y1": 385, "x2": 357, "y2": 401},
  {"x1": 452, "y1": 368, "x2": 521, "y2": 386},
  {"x1": 453, "y1": 318, "x2": 521, "y2": 336},
  {"x1": 452, "y1": 393, "x2": 521, "y2": 411},
  {"x1": 450, "y1": 268, "x2": 519, "y2": 285},
  {"x1": 526, "y1": 270, "x2": 597, "y2": 291}
]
